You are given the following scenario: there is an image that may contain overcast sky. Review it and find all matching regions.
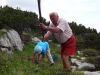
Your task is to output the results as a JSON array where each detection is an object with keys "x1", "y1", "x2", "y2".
[{"x1": 0, "y1": 0, "x2": 100, "y2": 33}]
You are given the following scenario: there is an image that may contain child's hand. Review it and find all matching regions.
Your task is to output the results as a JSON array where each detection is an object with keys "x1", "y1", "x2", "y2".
[{"x1": 41, "y1": 37, "x2": 46, "y2": 42}]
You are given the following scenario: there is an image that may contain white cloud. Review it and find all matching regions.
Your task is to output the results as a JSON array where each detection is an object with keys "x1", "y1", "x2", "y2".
[{"x1": 0, "y1": 0, "x2": 7, "y2": 6}]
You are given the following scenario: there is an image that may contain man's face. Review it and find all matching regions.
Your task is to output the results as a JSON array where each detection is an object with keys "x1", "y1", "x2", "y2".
[{"x1": 50, "y1": 14, "x2": 58, "y2": 25}]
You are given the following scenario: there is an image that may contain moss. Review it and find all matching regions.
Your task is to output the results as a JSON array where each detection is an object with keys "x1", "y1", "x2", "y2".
[{"x1": 0, "y1": 30, "x2": 5, "y2": 38}]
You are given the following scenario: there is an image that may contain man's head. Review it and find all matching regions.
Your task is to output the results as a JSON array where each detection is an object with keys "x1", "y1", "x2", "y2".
[
  {"x1": 49, "y1": 12, "x2": 59, "y2": 25},
  {"x1": 34, "y1": 46, "x2": 42, "y2": 54}
]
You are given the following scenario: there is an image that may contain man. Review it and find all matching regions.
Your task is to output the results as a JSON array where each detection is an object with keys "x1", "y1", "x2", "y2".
[
  {"x1": 39, "y1": 12, "x2": 76, "y2": 69},
  {"x1": 32, "y1": 40, "x2": 54, "y2": 66}
]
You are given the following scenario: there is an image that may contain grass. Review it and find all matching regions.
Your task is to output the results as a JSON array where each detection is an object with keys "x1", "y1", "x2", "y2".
[{"x1": 0, "y1": 42, "x2": 84, "y2": 75}]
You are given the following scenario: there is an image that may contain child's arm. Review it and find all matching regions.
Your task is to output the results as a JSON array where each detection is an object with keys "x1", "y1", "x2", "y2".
[
  {"x1": 39, "y1": 54, "x2": 45, "y2": 61},
  {"x1": 32, "y1": 53, "x2": 36, "y2": 62}
]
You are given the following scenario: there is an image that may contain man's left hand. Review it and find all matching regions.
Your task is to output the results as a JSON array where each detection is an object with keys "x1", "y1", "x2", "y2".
[{"x1": 40, "y1": 23, "x2": 45, "y2": 29}]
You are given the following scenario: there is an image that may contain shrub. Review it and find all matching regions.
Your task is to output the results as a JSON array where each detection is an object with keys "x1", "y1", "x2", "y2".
[
  {"x1": 86, "y1": 56, "x2": 98, "y2": 66},
  {"x1": 23, "y1": 33, "x2": 31, "y2": 45},
  {"x1": 0, "y1": 30, "x2": 5, "y2": 37},
  {"x1": 83, "y1": 49, "x2": 98, "y2": 56},
  {"x1": 75, "y1": 35, "x2": 85, "y2": 50}
]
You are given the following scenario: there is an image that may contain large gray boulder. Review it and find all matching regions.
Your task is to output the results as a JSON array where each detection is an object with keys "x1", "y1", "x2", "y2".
[{"x1": 0, "y1": 29, "x2": 24, "y2": 52}]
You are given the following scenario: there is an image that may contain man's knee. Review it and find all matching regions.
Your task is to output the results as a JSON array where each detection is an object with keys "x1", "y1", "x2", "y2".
[{"x1": 62, "y1": 55, "x2": 69, "y2": 62}]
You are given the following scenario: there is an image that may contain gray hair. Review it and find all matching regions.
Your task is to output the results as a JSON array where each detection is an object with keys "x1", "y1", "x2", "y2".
[{"x1": 49, "y1": 12, "x2": 59, "y2": 17}]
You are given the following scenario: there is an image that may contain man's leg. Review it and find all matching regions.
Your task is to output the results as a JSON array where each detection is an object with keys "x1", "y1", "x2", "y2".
[{"x1": 62, "y1": 55, "x2": 71, "y2": 69}]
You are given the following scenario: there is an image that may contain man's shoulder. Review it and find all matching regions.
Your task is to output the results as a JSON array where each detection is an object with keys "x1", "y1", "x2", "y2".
[{"x1": 59, "y1": 18, "x2": 66, "y2": 21}]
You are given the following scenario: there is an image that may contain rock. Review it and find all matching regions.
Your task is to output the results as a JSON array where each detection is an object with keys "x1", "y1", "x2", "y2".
[
  {"x1": 71, "y1": 58, "x2": 95, "y2": 70},
  {"x1": 0, "y1": 29, "x2": 24, "y2": 51},
  {"x1": 32, "y1": 37, "x2": 40, "y2": 43},
  {"x1": 7, "y1": 29, "x2": 24, "y2": 51},
  {"x1": 84, "y1": 71, "x2": 100, "y2": 75},
  {"x1": 78, "y1": 63, "x2": 95, "y2": 70}
]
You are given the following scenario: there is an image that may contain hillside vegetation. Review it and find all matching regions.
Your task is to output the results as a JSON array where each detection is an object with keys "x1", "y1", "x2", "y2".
[
  {"x1": 0, "y1": 5, "x2": 100, "y2": 75},
  {"x1": 0, "y1": 42, "x2": 84, "y2": 75},
  {"x1": 0, "y1": 5, "x2": 100, "y2": 50}
]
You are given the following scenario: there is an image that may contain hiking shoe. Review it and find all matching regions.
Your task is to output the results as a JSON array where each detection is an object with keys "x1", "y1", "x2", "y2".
[{"x1": 50, "y1": 63, "x2": 54, "y2": 66}]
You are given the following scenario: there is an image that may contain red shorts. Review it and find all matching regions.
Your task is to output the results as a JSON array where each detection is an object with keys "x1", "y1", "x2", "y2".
[{"x1": 61, "y1": 35, "x2": 76, "y2": 57}]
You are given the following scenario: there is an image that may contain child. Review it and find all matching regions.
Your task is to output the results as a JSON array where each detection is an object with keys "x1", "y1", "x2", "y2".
[{"x1": 32, "y1": 41, "x2": 54, "y2": 66}]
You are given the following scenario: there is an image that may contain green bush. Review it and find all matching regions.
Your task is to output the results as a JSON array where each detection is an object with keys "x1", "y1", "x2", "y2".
[
  {"x1": 75, "y1": 35, "x2": 85, "y2": 50},
  {"x1": 86, "y1": 56, "x2": 100, "y2": 70},
  {"x1": 86, "y1": 56, "x2": 98, "y2": 65},
  {"x1": 23, "y1": 33, "x2": 31, "y2": 45},
  {"x1": 83, "y1": 49, "x2": 98, "y2": 56},
  {"x1": 0, "y1": 30, "x2": 5, "y2": 37}
]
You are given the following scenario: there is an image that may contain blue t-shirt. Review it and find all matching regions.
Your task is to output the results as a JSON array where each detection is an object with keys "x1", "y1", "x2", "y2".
[{"x1": 34, "y1": 41, "x2": 48, "y2": 54}]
